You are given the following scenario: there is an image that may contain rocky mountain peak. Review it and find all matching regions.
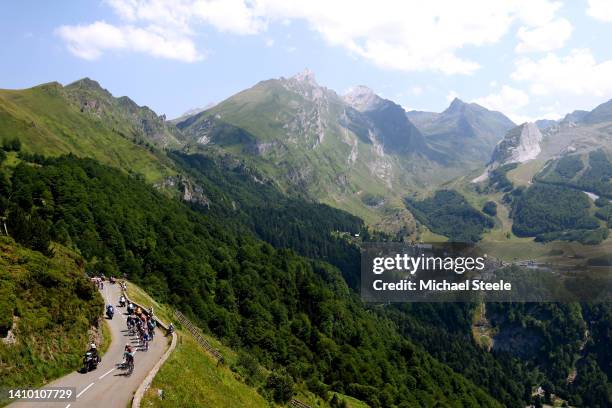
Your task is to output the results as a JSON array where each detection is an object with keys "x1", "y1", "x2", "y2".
[
  {"x1": 66, "y1": 77, "x2": 108, "y2": 93},
  {"x1": 445, "y1": 97, "x2": 467, "y2": 113},
  {"x1": 343, "y1": 85, "x2": 382, "y2": 112},
  {"x1": 291, "y1": 68, "x2": 317, "y2": 85}
]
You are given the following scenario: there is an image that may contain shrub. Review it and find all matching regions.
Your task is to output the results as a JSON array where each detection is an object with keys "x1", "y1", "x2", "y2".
[
  {"x1": 265, "y1": 369, "x2": 295, "y2": 403},
  {"x1": 2, "y1": 137, "x2": 21, "y2": 152},
  {"x1": 482, "y1": 201, "x2": 497, "y2": 216}
]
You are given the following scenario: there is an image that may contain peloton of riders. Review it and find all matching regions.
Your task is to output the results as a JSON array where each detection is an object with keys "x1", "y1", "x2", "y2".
[
  {"x1": 124, "y1": 297, "x2": 157, "y2": 358},
  {"x1": 86, "y1": 277, "x2": 167, "y2": 374}
]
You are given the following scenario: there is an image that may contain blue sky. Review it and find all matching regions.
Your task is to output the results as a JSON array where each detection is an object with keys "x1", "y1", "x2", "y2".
[{"x1": 2, "y1": 0, "x2": 612, "y2": 122}]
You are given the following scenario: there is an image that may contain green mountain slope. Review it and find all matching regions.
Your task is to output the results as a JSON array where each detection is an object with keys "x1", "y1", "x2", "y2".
[
  {"x1": 176, "y1": 71, "x2": 466, "y2": 233},
  {"x1": 0, "y1": 237, "x2": 104, "y2": 395},
  {"x1": 1, "y1": 153, "x2": 503, "y2": 407},
  {"x1": 0, "y1": 80, "x2": 177, "y2": 182},
  {"x1": 177, "y1": 72, "x2": 402, "y2": 200},
  {"x1": 168, "y1": 151, "x2": 364, "y2": 288}
]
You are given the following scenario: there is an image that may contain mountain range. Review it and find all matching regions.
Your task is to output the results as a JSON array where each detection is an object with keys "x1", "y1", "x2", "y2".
[
  {"x1": 172, "y1": 70, "x2": 517, "y2": 228},
  {"x1": 2, "y1": 70, "x2": 611, "y2": 233},
  {"x1": 1, "y1": 70, "x2": 611, "y2": 408}
]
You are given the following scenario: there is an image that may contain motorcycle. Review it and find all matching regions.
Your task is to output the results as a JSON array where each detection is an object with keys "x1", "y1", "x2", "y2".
[
  {"x1": 83, "y1": 351, "x2": 100, "y2": 372},
  {"x1": 119, "y1": 297, "x2": 126, "y2": 307},
  {"x1": 106, "y1": 305, "x2": 114, "y2": 319}
]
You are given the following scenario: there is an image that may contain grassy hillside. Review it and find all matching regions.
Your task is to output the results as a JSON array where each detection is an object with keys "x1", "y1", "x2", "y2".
[
  {"x1": 0, "y1": 237, "x2": 104, "y2": 396},
  {"x1": 0, "y1": 81, "x2": 176, "y2": 182}
]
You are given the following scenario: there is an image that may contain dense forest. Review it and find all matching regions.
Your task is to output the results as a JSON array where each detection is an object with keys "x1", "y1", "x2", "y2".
[
  {"x1": 405, "y1": 190, "x2": 494, "y2": 242},
  {"x1": 487, "y1": 163, "x2": 518, "y2": 193},
  {"x1": 2, "y1": 145, "x2": 610, "y2": 407},
  {"x1": 0, "y1": 153, "x2": 503, "y2": 407},
  {"x1": 384, "y1": 303, "x2": 531, "y2": 408},
  {"x1": 510, "y1": 184, "x2": 606, "y2": 244},
  {"x1": 168, "y1": 151, "x2": 364, "y2": 288},
  {"x1": 487, "y1": 302, "x2": 609, "y2": 408},
  {"x1": 538, "y1": 149, "x2": 612, "y2": 199}
]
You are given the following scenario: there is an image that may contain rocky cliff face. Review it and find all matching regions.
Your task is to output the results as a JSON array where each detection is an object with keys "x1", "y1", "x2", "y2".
[
  {"x1": 473, "y1": 122, "x2": 542, "y2": 182},
  {"x1": 489, "y1": 122, "x2": 542, "y2": 166}
]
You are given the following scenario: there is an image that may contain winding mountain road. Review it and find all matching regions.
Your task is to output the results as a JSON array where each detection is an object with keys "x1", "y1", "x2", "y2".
[{"x1": 10, "y1": 283, "x2": 168, "y2": 408}]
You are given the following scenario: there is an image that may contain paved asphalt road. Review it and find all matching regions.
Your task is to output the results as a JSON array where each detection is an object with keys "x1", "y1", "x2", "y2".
[{"x1": 10, "y1": 283, "x2": 168, "y2": 408}]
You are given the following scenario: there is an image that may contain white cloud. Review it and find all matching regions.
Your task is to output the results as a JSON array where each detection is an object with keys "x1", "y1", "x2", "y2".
[
  {"x1": 192, "y1": 0, "x2": 264, "y2": 34},
  {"x1": 255, "y1": 0, "x2": 518, "y2": 75},
  {"x1": 512, "y1": 49, "x2": 612, "y2": 96},
  {"x1": 106, "y1": 0, "x2": 262, "y2": 34},
  {"x1": 473, "y1": 85, "x2": 530, "y2": 122},
  {"x1": 587, "y1": 0, "x2": 612, "y2": 22},
  {"x1": 55, "y1": 22, "x2": 126, "y2": 60},
  {"x1": 56, "y1": 0, "x2": 567, "y2": 73},
  {"x1": 265, "y1": 38, "x2": 275, "y2": 47},
  {"x1": 515, "y1": 18, "x2": 572, "y2": 53},
  {"x1": 55, "y1": 21, "x2": 202, "y2": 61},
  {"x1": 410, "y1": 86, "x2": 423, "y2": 96},
  {"x1": 57, "y1": 0, "x2": 260, "y2": 62}
]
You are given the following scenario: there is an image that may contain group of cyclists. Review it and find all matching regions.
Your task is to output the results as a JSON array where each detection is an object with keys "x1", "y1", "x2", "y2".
[
  {"x1": 87, "y1": 276, "x2": 176, "y2": 376},
  {"x1": 126, "y1": 302, "x2": 156, "y2": 351},
  {"x1": 91, "y1": 276, "x2": 104, "y2": 290}
]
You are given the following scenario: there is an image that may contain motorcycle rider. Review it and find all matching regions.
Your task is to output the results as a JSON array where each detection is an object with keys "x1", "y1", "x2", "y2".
[
  {"x1": 89, "y1": 343, "x2": 99, "y2": 362},
  {"x1": 119, "y1": 295, "x2": 126, "y2": 307},
  {"x1": 83, "y1": 343, "x2": 100, "y2": 372},
  {"x1": 106, "y1": 304, "x2": 114, "y2": 319}
]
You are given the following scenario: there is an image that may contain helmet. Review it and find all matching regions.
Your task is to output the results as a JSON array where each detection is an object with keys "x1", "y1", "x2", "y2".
[{"x1": 90, "y1": 343, "x2": 96, "y2": 349}]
